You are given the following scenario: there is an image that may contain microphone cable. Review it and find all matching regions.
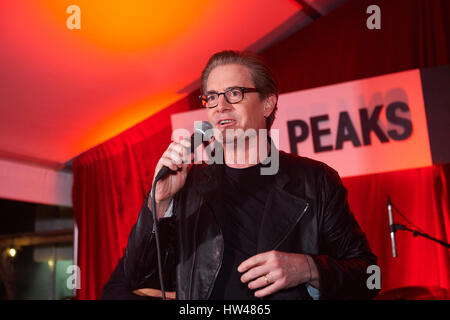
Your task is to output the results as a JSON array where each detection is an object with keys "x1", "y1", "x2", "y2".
[{"x1": 150, "y1": 172, "x2": 167, "y2": 300}]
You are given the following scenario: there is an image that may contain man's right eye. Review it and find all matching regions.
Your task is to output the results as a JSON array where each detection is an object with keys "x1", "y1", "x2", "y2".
[{"x1": 207, "y1": 95, "x2": 217, "y2": 101}]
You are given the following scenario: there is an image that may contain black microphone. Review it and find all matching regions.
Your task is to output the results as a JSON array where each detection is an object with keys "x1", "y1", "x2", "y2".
[
  {"x1": 387, "y1": 196, "x2": 397, "y2": 258},
  {"x1": 154, "y1": 121, "x2": 213, "y2": 182}
]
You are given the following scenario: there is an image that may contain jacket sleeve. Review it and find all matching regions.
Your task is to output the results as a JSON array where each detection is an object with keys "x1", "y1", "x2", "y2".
[
  {"x1": 121, "y1": 189, "x2": 178, "y2": 291},
  {"x1": 309, "y1": 168, "x2": 379, "y2": 300},
  {"x1": 101, "y1": 256, "x2": 157, "y2": 300}
]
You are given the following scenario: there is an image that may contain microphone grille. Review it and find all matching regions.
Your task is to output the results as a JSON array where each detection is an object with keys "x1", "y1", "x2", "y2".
[{"x1": 194, "y1": 121, "x2": 213, "y2": 134}]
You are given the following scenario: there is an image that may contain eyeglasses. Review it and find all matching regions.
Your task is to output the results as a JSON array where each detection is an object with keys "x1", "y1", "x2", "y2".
[{"x1": 198, "y1": 87, "x2": 259, "y2": 108}]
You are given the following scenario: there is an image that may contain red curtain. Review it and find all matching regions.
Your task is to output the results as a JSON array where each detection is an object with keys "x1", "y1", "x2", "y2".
[
  {"x1": 72, "y1": 0, "x2": 450, "y2": 299},
  {"x1": 343, "y1": 165, "x2": 450, "y2": 293}
]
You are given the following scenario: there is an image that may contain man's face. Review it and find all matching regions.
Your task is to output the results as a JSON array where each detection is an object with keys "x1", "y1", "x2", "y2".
[{"x1": 205, "y1": 64, "x2": 270, "y2": 144}]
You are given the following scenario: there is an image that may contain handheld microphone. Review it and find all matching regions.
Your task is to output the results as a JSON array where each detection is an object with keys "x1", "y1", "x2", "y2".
[
  {"x1": 387, "y1": 196, "x2": 397, "y2": 258},
  {"x1": 154, "y1": 121, "x2": 213, "y2": 181}
]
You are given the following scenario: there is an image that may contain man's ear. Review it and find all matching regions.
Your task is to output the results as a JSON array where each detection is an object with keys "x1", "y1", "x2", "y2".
[{"x1": 263, "y1": 95, "x2": 277, "y2": 118}]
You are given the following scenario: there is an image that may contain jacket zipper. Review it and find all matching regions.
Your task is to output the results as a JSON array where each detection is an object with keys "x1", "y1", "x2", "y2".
[
  {"x1": 258, "y1": 203, "x2": 310, "y2": 301},
  {"x1": 273, "y1": 203, "x2": 309, "y2": 251}
]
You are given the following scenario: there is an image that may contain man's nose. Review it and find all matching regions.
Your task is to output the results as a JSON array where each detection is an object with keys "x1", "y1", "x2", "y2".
[{"x1": 216, "y1": 94, "x2": 232, "y2": 112}]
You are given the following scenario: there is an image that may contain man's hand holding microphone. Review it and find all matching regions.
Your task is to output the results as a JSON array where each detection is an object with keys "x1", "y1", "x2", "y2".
[
  {"x1": 150, "y1": 138, "x2": 193, "y2": 220},
  {"x1": 150, "y1": 121, "x2": 213, "y2": 220}
]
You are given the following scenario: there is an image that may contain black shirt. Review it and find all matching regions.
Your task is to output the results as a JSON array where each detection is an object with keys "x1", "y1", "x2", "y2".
[{"x1": 209, "y1": 162, "x2": 275, "y2": 299}]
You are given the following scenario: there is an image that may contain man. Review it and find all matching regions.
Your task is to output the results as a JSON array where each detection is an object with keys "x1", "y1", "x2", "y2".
[{"x1": 102, "y1": 50, "x2": 378, "y2": 300}]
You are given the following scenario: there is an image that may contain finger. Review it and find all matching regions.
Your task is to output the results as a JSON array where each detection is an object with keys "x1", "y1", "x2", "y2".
[
  {"x1": 166, "y1": 148, "x2": 184, "y2": 166},
  {"x1": 248, "y1": 277, "x2": 266, "y2": 290},
  {"x1": 240, "y1": 264, "x2": 270, "y2": 284},
  {"x1": 238, "y1": 251, "x2": 273, "y2": 273},
  {"x1": 165, "y1": 141, "x2": 185, "y2": 157},
  {"x1": 176, "y1": 142, "x2": 194, "y2": 164},
  {"x1": 171, "y1": 142, "x2": 188, "y2": 158},
  {"x1": 179, "y1": 138, "x2": 191, "y2": 149},
  {"x1": 171, "y1": 142, "x2": 194, "y2": 165},
  {"x1": 247, "y1": 271, "x2": 277, "y2": 290},
  {"x1": 248, "y1": 269, "x2": 282, "y2": 290},
  {"x1": 166, "y1": 142, "x2": 182, "y2": 157},
  {"x1": 159, "y1": 156, "x2": 179, "y2": 172},
  {"x1": 165, "y1": 141, "x2": 179, "y2": 153},
  {"x1": 254, "y1": 280, "x2": 284, "y2": 298}
]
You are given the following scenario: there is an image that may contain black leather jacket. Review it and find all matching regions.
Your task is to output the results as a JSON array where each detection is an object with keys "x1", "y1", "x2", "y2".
[{"x1": 103, "y1": 150, "x2": 378, "y2": 300}]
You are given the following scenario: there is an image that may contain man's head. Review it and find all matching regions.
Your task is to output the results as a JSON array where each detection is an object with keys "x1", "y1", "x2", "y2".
[{"x1": 200, "y1": 50, "x2": 278, "y2": 144}]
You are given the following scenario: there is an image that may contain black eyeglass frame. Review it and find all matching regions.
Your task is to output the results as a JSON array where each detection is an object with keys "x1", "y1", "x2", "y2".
[{"x1": 198, "y1": 87, "x2": 259, "y2": 108}]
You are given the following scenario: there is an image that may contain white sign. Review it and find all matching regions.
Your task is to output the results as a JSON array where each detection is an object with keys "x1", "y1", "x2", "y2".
[{"x1": 171, "y1": 69, "x2": 432, "y2": 177}]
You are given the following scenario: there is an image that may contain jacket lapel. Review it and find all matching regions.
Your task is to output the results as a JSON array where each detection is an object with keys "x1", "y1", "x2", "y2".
[
  {"x1": 194, "y1": 147, "x2": 311, "y2": 254},
  {"x1": 191, "y1": 163, "x2": 224, "y2": 300},
  {"x1": 175, "y1": 161, "x2": 223, "y2": 300},
  {"x1": 257, "y1": 154, "x2": 310, "y2": 253}
]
